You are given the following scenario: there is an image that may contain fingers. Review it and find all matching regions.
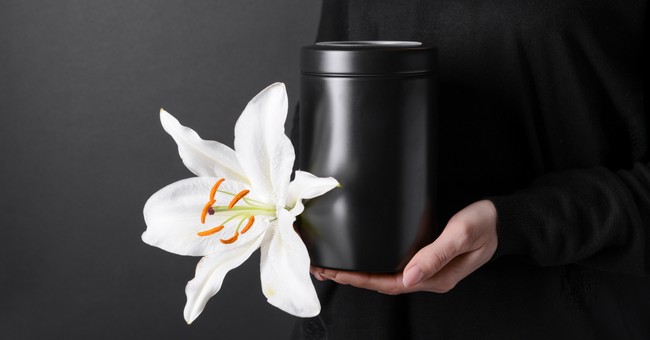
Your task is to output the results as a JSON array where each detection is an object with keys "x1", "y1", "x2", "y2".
[
  {"x1": 402, "y1": 200, "x2": 497, "y2": 289},
  {"x1": 310, "y1": 200, "x2": 498, "y2": 295},
  {"x1": 310, "y1": 248, "x2": 489, "y2": 295},
  {"x1": 310, "y1": 266, "x2": 417, "y2": 295},
  {"x1": 402, "y1": 227, "x2": 466, "y2": 287},
  {"x1": 311, "y1": 266, "x2": 325, "y2": 281},
  {"x1": 308, "y1": 226, "x2": 474, "y2": 295},
  {"x1": 415, "y1": 248, "x2": 488, "y2": 293}
]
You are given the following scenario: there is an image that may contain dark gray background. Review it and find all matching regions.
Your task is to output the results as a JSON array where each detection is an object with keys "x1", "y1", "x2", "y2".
[{"x1": 0, "y1": 1, "x2": 322, "y2": 338}]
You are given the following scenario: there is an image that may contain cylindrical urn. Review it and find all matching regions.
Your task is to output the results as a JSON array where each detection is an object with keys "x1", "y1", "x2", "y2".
[{"x1": 298, "y1": 41, "x2": 437, "y2": 272}]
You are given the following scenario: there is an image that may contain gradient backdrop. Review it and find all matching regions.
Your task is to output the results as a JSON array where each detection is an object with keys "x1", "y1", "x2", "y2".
[{"x1": 0, "y1": 1, "x2": 322, "y2": 338}]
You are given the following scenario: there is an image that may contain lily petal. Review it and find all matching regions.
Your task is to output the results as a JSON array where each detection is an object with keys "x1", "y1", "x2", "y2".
[
  {"x1": 234, "y1": 83, "x2": 294, "y2": 206},
  {"x1": 287, "y1": 170, "x2": 340, "y2": 216},
  {"x1": 259, "y1": 209, "x2": 320, "y2": 317},
  {"x1": 142, "y1": 177, "x2": 267, "y2": 256},
  {"x1": 183, "y1": 232, "x2": 266, "y2": 324},
  {"x1": 160, "y1": 109, "x2": 249, "y2": 184}
]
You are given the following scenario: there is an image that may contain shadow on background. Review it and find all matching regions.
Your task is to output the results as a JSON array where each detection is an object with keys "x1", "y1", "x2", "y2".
[{"x1": 0, "y1": 1, "x2": 321, "y2": 338}]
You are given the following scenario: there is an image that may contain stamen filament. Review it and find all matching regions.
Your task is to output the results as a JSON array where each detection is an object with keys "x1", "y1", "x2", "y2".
[
  {"x1": 242, "y1": 197, "x2": 265, "y2": 208},
  {"x1": 211, "y1": 206, "x2": 275, "y2": 213},
  {"x1": 198, "y1": 179, "x2": 270, "y2": 245},
  {"x1": 228, "y1": 190, "x2": 250, "y2": 209},
  {"x1": 241, "y1": 215, "x2": 255, "y2": 234},
  {"x1": 220, "y1": 232, "x2": 239, "y2": 244},
  {"x1": 219, "y1": 212, "x2": 248, "y2": 226},
  {"x1": 197, "y1": 225, "x2": 224, "y2": 237},
  {"x1": 235, "y1": 215, "x2": 248, "y2": 230},
  {"x1": 200, "y1": 199, "x2": 216, "y2": 224},
  {"x1": 209, "y1": 178, "x2": 225, "y2": 201}
]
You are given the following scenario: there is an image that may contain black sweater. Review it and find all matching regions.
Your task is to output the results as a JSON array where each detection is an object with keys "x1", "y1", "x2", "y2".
[{"x1": 293, "y1": 1, "x2": 649, "y2": 339}]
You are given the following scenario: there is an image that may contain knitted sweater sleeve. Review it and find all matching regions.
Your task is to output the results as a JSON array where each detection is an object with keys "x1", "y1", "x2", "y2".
[
  {"x1": 491, "y1": 11, "x2": 649, "y2": 275},
  {"x1": 490, "y1": 160, "x2": 650, "y2": 275}
]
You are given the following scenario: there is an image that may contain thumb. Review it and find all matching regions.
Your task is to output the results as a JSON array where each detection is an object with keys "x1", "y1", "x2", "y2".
[{"x1": 402, "y1": 235, "x2": 461, "y2": 287}]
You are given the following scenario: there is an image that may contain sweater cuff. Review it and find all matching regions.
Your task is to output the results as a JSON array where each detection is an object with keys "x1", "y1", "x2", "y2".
[{"x1": 488, "y1": 195, "x2": 531, "y2": 260}]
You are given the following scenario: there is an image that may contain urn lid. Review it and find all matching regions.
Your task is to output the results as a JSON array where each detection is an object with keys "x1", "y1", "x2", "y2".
[{"x1": 301, "y1": 41, "x2": 437, "y2": 76}]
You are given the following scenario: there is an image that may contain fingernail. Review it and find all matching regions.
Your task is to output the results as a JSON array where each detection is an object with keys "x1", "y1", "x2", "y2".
[
  {"x1": 319, "y1": 271, "x2": 333, "y2": 280},
  {"x1": 403, "y1": 266, "x2": 423, "y2": 287}
]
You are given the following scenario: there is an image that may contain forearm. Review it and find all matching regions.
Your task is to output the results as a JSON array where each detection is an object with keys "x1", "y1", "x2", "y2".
[{"x1": 490, "y1": 161, "x2": 650, "y2": 275}]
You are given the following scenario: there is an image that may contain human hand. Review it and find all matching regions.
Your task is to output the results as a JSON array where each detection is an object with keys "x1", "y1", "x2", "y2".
[{"x1": 311, "y1": 200, "x2": 498, "y2": 294}]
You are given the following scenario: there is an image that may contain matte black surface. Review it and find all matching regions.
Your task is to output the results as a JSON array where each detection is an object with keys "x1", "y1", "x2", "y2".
[
  {"x1": 0, "y1": 1, "x2": 320, "y2": 339},
  {"x1": 299, "y1": 43, "x2": 437, "y2": 272}
]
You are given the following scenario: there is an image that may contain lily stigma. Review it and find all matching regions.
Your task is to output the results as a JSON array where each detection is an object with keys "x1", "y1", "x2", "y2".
[{"x1": 142, "y1": 83, "x2": 339, "y2": 324}]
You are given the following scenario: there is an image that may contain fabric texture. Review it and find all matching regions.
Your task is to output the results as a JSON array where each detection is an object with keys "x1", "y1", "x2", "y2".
[{"x1": 293, "y1": 0, "x2": 649, "y2": 339}]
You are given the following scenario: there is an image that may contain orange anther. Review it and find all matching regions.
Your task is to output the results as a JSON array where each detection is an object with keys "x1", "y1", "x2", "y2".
[
  {"x1": 240, "y1": 215, "x2": 255, "y2": 234},
  {"x1": 197, "y1": 225, "x2": 224, "y2": 237},
  {"x1": 228, "y1": 190, "x2": 250, "y2": 209},
  {"x1": 201, "y1": 199, "x2": 216, "y2": 224},
  {"x1": 220, "y1": 231, "x2": 239, "y2": 244},
  {"x1": 209, "y1": 178, "x2": 225, "y2": 201}
]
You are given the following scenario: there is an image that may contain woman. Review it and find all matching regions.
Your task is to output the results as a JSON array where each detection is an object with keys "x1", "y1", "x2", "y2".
[{"x1": 295, "y1": 1, "x2": 649, "y2": 339}]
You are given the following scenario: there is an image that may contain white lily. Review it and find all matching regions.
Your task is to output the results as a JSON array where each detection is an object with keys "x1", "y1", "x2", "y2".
[{"x1": 142, "y1": 83, "x2": 339, "y2": 324}]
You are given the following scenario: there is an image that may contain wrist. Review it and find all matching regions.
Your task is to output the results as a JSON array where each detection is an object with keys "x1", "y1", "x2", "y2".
[{"x1": 488, "y1": 196, "x2": 528, "y2": 260}]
